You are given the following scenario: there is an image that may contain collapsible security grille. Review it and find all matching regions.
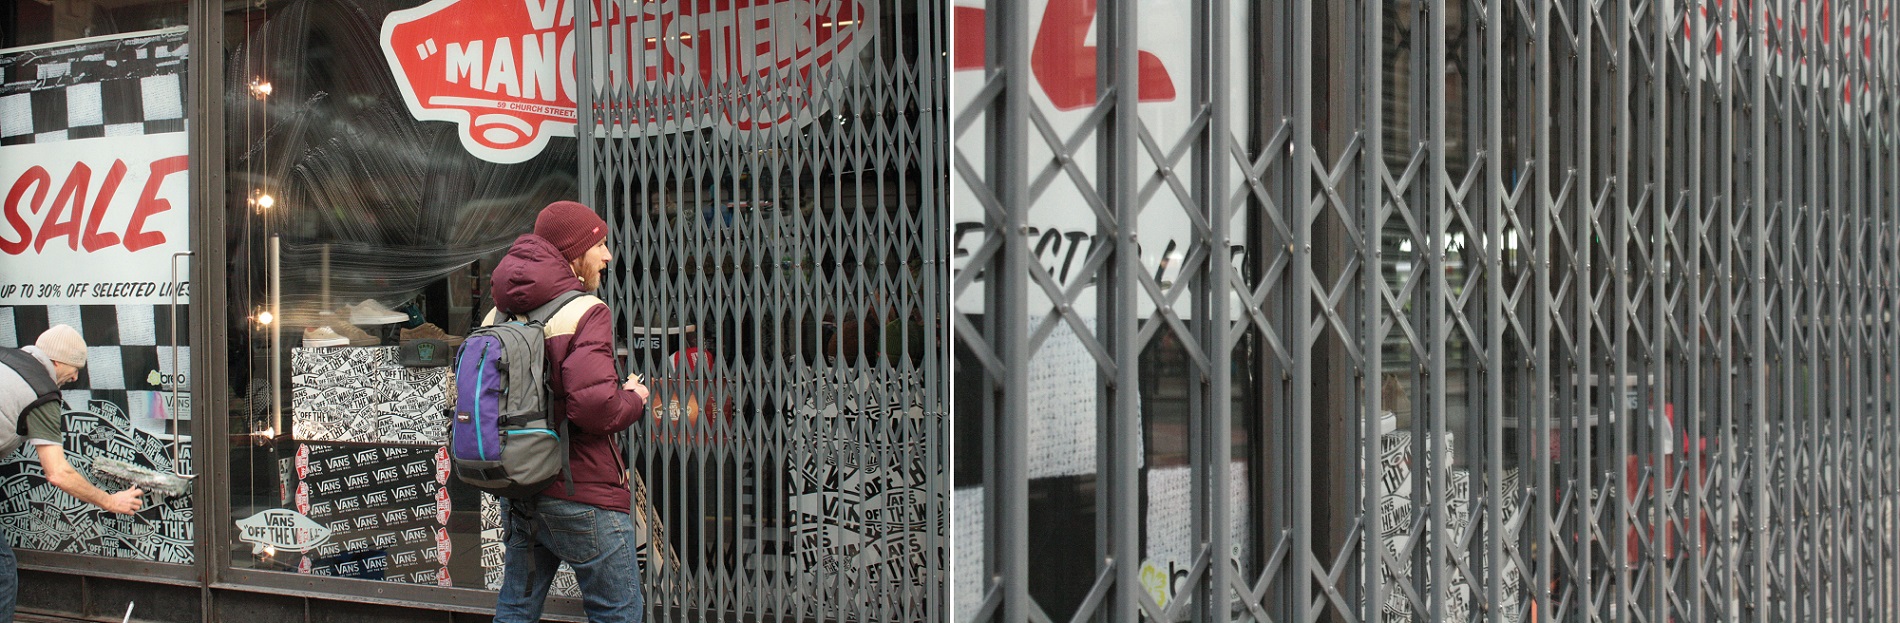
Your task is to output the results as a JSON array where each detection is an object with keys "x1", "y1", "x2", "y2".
[
  {"x1": 957, "y1": 0, "x2": 1900, "y2": 621},
  {"x1": 576, "y1": 1, "x2": 948, "y2": 621}
]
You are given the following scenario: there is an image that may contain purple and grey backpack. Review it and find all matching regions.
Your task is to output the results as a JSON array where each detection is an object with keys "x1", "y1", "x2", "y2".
[{"x1": 450, "y1": 290, "x2": 585, "y2": 498}]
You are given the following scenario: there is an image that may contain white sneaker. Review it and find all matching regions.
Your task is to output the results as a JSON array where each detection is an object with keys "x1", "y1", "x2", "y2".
[
  {"x1": 302, "y1": 326, "x2": 349, "y2": 348},
  {"x1": 347, "y1": 299, "x2": 409, "y2": 325}
]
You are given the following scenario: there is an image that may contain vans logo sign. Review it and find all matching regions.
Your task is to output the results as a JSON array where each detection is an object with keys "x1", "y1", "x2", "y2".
[
  {"x1": 381, "y1": 0, "x2": 875, "y2": 164},
  {"x1": 235, "y1": 509, "x2": 333, "y2": 555}
]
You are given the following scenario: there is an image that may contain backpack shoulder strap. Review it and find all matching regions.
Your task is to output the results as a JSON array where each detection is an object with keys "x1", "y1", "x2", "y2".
[
  {"x1": 0, "y1": 348, "x2": 58, "y2": 399},
  {"x1": 526, "y1": 290, "x2": 590, "y2": 326}
]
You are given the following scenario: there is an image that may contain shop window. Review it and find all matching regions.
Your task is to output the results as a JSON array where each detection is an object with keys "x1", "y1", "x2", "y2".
[
  {"x1": 0, "y1": 3, "x2": 195, "y2": 566},
  {"x1": 3, "y1": 1, "x2": 188, "y2": 48},
  {"x1": 225, "y1": 1, "x2": 945, "y2": 616},
  {"x1": 224, "y1": 0, "x2": 587, "y2": 590}
]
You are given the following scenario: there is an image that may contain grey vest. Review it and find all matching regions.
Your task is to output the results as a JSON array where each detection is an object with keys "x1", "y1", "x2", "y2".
[{"x1": 0, "y1": 346, "x2": 59, "y2": 456}]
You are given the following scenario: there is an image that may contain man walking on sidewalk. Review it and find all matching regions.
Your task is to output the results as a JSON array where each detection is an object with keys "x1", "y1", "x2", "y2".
[
  {"x1": 491, "y1": 201, "x2": 651, "y2": 623},
  {"x1": 0, "y1": 325, "x2": 144, "y2": 623}
]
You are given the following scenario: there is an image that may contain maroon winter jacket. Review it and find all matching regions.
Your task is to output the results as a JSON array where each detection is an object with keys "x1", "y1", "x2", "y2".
[{"x1": 490, "y1": 233, "x2": 645, "y2": 512}]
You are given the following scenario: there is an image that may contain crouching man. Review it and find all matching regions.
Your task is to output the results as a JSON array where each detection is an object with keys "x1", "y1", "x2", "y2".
[{"x1": 0, "y1": 325, "x2": 144, "y2": 622}]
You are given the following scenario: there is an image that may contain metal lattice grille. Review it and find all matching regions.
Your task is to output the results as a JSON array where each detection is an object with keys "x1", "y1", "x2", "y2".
[
  {"x1": 576, "y1": 1, "x2": 948, "y2": 621},
  {"x1": 956, "y1": 0, "x2": 1900, "y2": 621}
]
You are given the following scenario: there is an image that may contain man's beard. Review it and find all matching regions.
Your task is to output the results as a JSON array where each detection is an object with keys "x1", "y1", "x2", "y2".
[{"x1": 578, "y1": 266, "x2": 603, "y2": 291}]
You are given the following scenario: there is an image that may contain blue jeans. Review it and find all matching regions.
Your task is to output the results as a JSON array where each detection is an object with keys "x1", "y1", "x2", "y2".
[{"x1": 494, "y1": 496, "x2": 643, "y2": 623}]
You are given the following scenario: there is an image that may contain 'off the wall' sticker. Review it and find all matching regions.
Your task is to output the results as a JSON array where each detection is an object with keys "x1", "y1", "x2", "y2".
[{"x1": 236, "y1": 508, "x2": 333, "y2": 555}]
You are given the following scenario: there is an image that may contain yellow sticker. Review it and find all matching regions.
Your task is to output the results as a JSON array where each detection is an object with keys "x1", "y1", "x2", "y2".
[{"x1": 1139, "y1": 560, "x2": 1171, "y2": 608}]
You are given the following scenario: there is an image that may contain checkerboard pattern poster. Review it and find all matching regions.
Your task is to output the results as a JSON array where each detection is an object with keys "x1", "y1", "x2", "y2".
[{"x1": 0, "y1": 27, "x2": 192, "y2": 564}]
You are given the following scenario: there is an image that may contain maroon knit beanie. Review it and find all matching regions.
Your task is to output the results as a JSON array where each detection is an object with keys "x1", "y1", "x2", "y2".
[{"x1": 534, "y1": 201, "x2": 608, "y2": 261}]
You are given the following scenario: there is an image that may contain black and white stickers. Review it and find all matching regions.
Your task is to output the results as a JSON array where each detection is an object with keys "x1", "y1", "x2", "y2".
[
  {"x1": 283, "y1": 443, "x2": 452, "y2": 585},
  {"x1": 0, "y1": 399, "x2": 192, "y2": 563},
  {"x1": 290, "y1": 346, "x2": 449, "y2": 445}
]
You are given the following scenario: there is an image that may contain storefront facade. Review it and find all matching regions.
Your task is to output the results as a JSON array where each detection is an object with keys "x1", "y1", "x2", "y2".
[
  {"x1": 1, "y1": 1, "x2": 946, "y2": 621},
  {"x1": 958, "y1": 0, "x2": 1900, "y2": 621}
]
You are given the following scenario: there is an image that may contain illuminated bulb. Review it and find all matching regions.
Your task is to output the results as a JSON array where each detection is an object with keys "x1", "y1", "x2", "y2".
[
  {"x1": 257, "y1": 311, "x2": 273, "y2": 325},
  {"x1": 250, "y1": 79, "x2": 273, "y2": 98},
  {"x1": 255, "y1": 193, "x2": 275, "y2": 209}
]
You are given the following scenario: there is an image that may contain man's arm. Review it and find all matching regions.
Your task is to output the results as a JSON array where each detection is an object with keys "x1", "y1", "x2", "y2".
[
  {"x1": 20, "y1": 402, "x2": 143, "y2": 514},
  {"x1": 34, "y1": 445, "x2": 142, "y2": 515}
]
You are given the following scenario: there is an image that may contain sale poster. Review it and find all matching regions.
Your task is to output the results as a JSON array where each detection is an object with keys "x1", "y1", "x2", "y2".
[{"x1": 0, "y1": 27, "x2": 193, "y2": 562}]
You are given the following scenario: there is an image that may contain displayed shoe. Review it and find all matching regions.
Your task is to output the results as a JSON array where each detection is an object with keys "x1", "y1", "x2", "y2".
[
  {"x1": 302, "y1": 327, "x2": 349, "y2": 348},
  {"x1": 347, "y1": 299, "x2": 409, "y2": 325},
  {"x1": 401, "y1": 322, "x2": 464, "y2": 348},
  {"x1": 332, "y1": 322, "x2": 381, "y2": 347}
]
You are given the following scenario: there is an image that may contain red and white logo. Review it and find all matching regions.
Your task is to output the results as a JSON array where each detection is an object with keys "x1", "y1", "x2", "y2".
[
  {"x1": 381, "y1": 0, "x2": 875, "y2": 164},
  {"x1": 436, "y1": 487, "x2": 452, "y2": 524},
  {"x1": 295, "y1": 482, "x2": 310, "y2": 515},
  {"x1": 435, "y1": 528, "x2": 453, "y2": 565},
  {"x1": 434, "y1": 448, "x2": 450, "y2": 485},
  {"x1": 295, "y1": 445, "x2": 311, "y2": 479},
  {"x1": 298, "y1": 556, "x2": 312, "y2": 574},
  {"x1": 952, "y1": 0, "x2": 1177, "y2": 110},
  {"x1": 438, "y1": 567, "x2": 453, "y2": 586}
]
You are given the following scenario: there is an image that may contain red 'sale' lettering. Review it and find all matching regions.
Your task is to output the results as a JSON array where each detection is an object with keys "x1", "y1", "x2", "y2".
[
  {"x1": 1, "y1": 167, "x2": 50, "y2": 256},
  {"x1": 124, "y1": 155, "x2": 187, "y2": 252}
]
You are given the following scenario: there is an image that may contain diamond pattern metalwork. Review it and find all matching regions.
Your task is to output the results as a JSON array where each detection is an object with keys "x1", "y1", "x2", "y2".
[
  {"x1": 959, "y1": 0, "x2": 1900, "y2": 621},
  {"x1": 570, "y1": 2, "x2": 947, "y2": 621}
]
